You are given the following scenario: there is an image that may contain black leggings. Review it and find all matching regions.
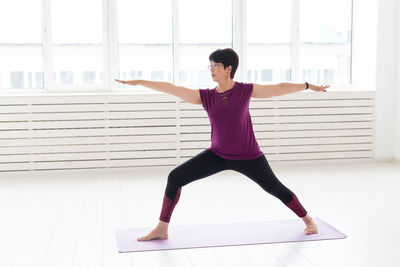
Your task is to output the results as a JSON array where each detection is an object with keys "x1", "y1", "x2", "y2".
[
  {"x1": 166, "y1": 149, "x2": 295, "y2": 204},
  {"x1": 160, "y1": 149, "x2": 307, "y2": 222}
]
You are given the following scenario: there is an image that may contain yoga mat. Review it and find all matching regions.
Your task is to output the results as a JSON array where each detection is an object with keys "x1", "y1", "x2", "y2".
[{"x1": 116, "y1": 217, "x2": 346, "y2": 253}]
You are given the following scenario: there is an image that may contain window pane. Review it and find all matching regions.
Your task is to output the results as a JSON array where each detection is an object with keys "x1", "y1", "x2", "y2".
[
  {"x1": 50, "y1": 0, "x2": 104, "y2": 86},
  {"x1": 117, "y1": 0, "x2": 173, "y2": 92},
  {"x1": 0, "y1": 0, "x2": 43, "y2": 89},
  {"x1": 300, "y1": 0, "x2": 352, "y2": 84},
  {"x1": 179, "y1": 0, "x2": 232, "y2": 88},
  {"x1": 247, "y1": 0, "x2": 291, "y2": 83}
]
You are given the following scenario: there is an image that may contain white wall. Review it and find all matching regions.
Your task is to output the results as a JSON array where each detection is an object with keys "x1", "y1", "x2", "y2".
[
  {"x1": 375, "y1": 0, "x2": 399, "y2": 160},
  {"x1": 395, "y1": 0, "x2": 400, "y2": 161},
  {"x1": 352, "y1": 0, "x2": 377, "y2": 91}
]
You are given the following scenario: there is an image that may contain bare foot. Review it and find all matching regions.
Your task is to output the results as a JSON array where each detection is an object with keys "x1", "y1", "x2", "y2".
[
  {"x1": 137, "y1": 228, "x2": 168, "y2": 241},
  {"x1": 301, "y1": 214, "x2": 318, "y2": 235},
  {"x1": 304, "y1": 221, "x2": 318, "y2": 235},
  {"x1": 137, "y1": 221, "x2": 169, "y2": 241}
]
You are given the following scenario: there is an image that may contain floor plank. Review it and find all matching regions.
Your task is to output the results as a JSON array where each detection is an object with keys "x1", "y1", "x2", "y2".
[{"x1": 0, "y1": 161, "x2": 399, "y2": 267}]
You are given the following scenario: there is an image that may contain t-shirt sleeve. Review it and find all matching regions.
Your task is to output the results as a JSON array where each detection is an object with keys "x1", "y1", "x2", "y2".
[
  {"x1": 241, "y1": 83, "x2": 253, "y2": 103},
  {"x1": 246, "y1": 83, "x2": 254, "y2": 100},
  {"x1": 199, "y1": 89, "x2": 210, "y2": 112}
]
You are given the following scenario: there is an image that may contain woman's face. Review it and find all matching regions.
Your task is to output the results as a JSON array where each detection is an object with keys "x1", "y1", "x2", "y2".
[{"x1": 209, "y1": 61, "x2": 232, "y2": 82}]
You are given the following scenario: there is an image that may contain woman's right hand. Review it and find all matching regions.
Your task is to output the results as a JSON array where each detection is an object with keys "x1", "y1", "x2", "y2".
[{"x1": 114, "y1": 79, "x2": 140, "y2": 86}]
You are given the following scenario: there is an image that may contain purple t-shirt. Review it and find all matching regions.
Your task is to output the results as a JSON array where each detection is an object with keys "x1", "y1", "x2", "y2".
[{"x1": 199, "y1": 82, "x2": 264, "y2": 160}]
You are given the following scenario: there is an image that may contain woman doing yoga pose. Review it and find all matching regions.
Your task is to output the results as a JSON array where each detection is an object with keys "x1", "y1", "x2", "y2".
[{"x1": 115, "y1": 48, "x2": 329, "y2": 241}]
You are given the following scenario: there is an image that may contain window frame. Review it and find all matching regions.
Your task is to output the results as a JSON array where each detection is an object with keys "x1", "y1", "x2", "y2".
[{"x1": 0, "y1": 0, "x2": 355, "y2": 93}]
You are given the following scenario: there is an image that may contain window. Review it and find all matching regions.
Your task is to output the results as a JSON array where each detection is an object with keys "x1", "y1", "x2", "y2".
[
  {"x1": 248, "y1": 0, "x2": 352, "y2": 86},
  {"x1": 0, "y1": 0, "x2": 43, "y2": 89},
  {"x1": 117, "y1": 0, "x2": 173, "y2": 92},
  {"x1": 261, "y1": 70, "x2": 273, "y2": 82},
  {"x1": 83, "y1": 71, "x2": 96, "y2": 84},
  {"x1": 50, "y1": 0, "x2": 104, "y2": 88},
  {"x1": 178, "y1": 0, "x2": 232, "y2": 88},
  {"x1": 247, "y1": 0, "x2": 292, "y2": 84},
  {"x1": 299, "y1": 0, "x2": 352, "y2": 84},
  {"x1": 280, "y1": 69, "x2": 291, "y2": 81},
  {"x1": 35, "y1": 72, "x2": 44, "y2": 88},
  {"x1": 151, "y1": 71, "x2": 164, "y2": 81},
  {"x1": 60, "y1": 71, "x2": 74, "y2": 84},
  {"x1": 0, "y1": 0, "x2": 354, "y2": 92},
  {"x1": 324, "y1": 69, "x2": 335, "y2": 84},
  {"x1": 11, "y1": 72, "x2": 25, "y2": 88}
]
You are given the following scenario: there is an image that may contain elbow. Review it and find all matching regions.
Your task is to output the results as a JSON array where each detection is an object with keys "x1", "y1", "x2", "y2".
[{"x1": 279, "y1": 83, "x2": 288, "y2": 89}]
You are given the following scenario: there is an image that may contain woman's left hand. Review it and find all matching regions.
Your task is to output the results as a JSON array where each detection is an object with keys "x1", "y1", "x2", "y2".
[{"x1": 310, "y1": 84, "x2": 329, "y2": 92}]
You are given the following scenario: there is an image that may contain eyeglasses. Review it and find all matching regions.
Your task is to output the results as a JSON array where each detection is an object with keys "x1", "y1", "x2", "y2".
[{"x1": 207, "y1": 63, "x2": 222, "y2": 70}]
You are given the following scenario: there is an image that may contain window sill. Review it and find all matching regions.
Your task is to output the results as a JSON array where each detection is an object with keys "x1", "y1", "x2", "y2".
[{"x1": 0, "y1": 86, "x2": 376, "y2": 97}]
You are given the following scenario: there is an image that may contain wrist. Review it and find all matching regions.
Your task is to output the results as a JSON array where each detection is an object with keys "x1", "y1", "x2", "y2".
[
  {"x1": 305, "y1": 82, "x2": 309, "y2": 90},
  {"x1": 133, "y1": 80, "x2": 143, "y2": 86}
]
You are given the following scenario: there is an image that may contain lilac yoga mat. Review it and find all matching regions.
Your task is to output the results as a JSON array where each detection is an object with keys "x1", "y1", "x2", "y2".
[{"x1": 116, "y1": 217, "x2": 346, "y2": 253}]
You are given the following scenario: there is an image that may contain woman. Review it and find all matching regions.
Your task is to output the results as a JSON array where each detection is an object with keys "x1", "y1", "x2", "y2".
[{"x1": 115, "y1": 48, "x2": 329, "y2": 241}]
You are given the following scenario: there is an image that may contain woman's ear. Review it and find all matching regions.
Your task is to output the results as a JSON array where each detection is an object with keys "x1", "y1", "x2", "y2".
[{"x1": 226, "y1": 65, "x2": 232, "y2": 75}]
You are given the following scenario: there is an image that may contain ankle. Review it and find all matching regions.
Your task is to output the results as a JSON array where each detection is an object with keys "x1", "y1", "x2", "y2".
[
  {"x1": 157, "y1": 220, "x2": 169, "y2": 229},
  {"x1": 301, "y1": 214, "x2": 313, "y2": 224}
]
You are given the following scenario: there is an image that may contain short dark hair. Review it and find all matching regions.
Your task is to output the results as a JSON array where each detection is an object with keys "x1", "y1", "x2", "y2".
[{"x1": 209, "y1": 48, "x2": 239, "y2": 79}]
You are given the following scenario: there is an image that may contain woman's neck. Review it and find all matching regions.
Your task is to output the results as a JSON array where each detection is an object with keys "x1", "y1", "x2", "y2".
[{"x1": 216, "y1": 79, "x2": 235, "y2": 93}]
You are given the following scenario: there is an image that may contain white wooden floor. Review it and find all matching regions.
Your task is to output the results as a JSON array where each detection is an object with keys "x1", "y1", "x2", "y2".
[{"x1": 1, "y1": 159, "x2": 399, "y2": 267}]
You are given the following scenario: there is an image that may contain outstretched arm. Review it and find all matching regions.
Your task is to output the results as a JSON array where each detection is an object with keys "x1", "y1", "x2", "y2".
[
  {"x1": 252, "y1": 82, "x2": 329, "y2": 98},
  {"x1": 114, "y1": 79, "x2": 202, "y2": 105}
]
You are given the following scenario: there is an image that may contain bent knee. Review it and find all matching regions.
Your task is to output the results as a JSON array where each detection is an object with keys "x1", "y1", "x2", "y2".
[{"x1": 167, "y1": 169, "x2": 182, "y2": 185}]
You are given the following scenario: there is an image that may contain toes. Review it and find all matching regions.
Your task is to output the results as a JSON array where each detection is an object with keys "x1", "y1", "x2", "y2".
[
  {"x1": 137, "y1": 236, "x2": 149, "y2": 241},
  {"x1": 304, "y1": 228, "x2": 318, "y2": 235}
]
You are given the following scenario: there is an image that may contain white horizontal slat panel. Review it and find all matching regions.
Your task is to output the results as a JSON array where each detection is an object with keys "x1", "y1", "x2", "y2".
[
  {"x1": 0, "y1": 142, "x2": 177, "y2": 155},
  {"x1": 180, "y1": 133, "x2": 210, "y2": 141},
  {"x1": 255, "y1": 129, "x2": 373, "y2": 138},
  {"x1": 0, "y1": 118, "x2": 177, "y2": 130},
  {"x1": 180, "y1": 143, "x2": 373, "y2": 156},
  {"x1": 0, "y1": 162, "x2": 32, "y2": 172},
  {"x1": 0, "y1": 127, "x2": 178, "y2": 139},
  {"x1": 179, "y1": 90, "x2": 374, "y2": 164},
  {"x1": 0, "y1": 92, "x2": 179, "y2": 171},
  {"x1": 179, "y1": 136, "x2": 374, "y2": 149},
  {"x1": 251, "y1": 99, "x2": 374, "y2": 108},
  {"x1": 261, "y1": 122, "x2": 373, "y2": 131},
  {"x1": 180, "y1": 107, "x2": 374, "y2": 118},
  {"x1": 0, "y1": 112, "x2": 106, "y2": 121},
  {"x1": 179, "y1": 126, "x2": 373, "y2": 136},
  {"x1": 264, "y1": 91, "x2": 374, "y2": 100},
  {"x1": 0, "y1": 93, "x2": 175, "y2": 104},
  {"x1": 178, "y1": 91, "x2": 375, "y2": 107},
  {"x1": 28, "y1": 158, "x2": 176, "y2": 169},
  {"x1": 268, "y1": 151, "x2": 373, "y2": 161},
  {"x1": 0, "y1": 158, "x2": 176, "y2": 172},
  {"x1": 253, "y1": 114, "x2": 374, "y2": 123},
  {"x1": 0, "y1": 103, "x2": 177, "y2": 114},
  {"x1": 0, "y1": 150, "x2": 176, "y2": 163},
  {"x1": 257, "y1": 136, "x2": 374, "y2": 146},
  {"x1": 0, "y1": 135, "x2": 177, "y2": 147},
  {"x1": 275, "y1": 107, "x2": 373, "y2": 115},
  {"x1": 179, "y1": 122, "x2": 373, "y2": 132},
  {"x1": 180, "y1": 127, "x2": 371, "y2": 142},
  {"x1": 263, "y1": 143, "x2": 373, "y2": 153},
  {"x1": 179, "y1": 150, "x2": 373, "y2": 161},
  {"x1": 182, "y1": 100, "x2": 375, "y2": 110},
  {"x1": 181, "y1": 114, "x2": 374, "y2": 125},
  {"x1": 0, "y1": 91, "x2": 375, "y2": 172},
  {"x1": 0, "y1": 120, "x2": 107, "y2": 130}
]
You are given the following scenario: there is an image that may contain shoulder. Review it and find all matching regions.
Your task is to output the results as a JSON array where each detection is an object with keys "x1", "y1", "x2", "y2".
[
  {"x1": 199, "y1": 88, "x2": 213, "y2": 96},
  {"x1": 235, "y1": 82, "x2": 253, "y2": 95},
  {"x1": 199, "y1": 88, "x2": 215, "y2": 110},
  {"x1": 236, "y1": 82, "x2": 253, "y2": 89}
]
